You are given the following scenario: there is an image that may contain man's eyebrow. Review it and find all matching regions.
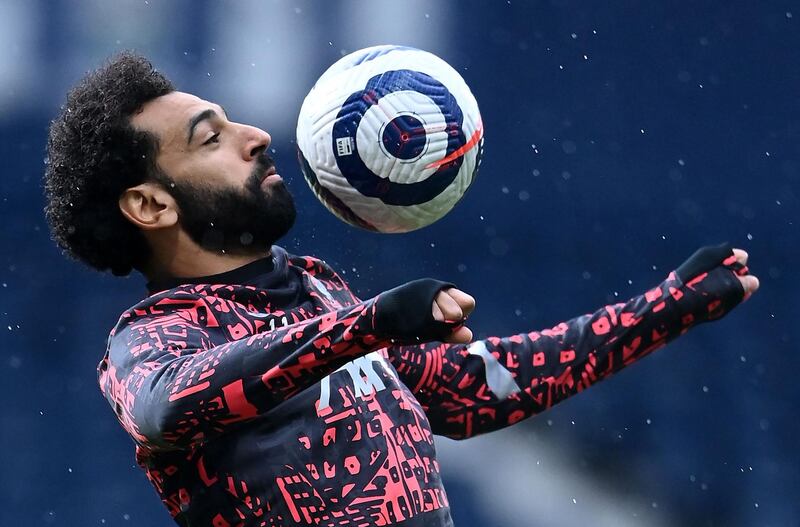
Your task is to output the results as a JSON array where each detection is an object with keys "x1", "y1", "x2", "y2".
[{"x1": 187, "y1": 108, "x2": 224, "y2": 145}]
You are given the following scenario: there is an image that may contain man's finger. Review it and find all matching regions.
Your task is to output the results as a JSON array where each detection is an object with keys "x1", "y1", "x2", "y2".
[
  {"x1": 444, "y1": 288, "x2": 476, "y2": 318},
  {"x1": 738, "y1": 274, "x2": 760, "y2": 300},
  {"x1": 732, "y1": 248, "x2": 749, "y2": 266},
  {"x1": 434, "y1": 291, "x2": 463, "y2": 322},
  {"x1": 431, "y1": 300, "x2": 445, "y2": 322},
  {"x1": 443, "y1": 325, "x2": 473, "y2": 344}
]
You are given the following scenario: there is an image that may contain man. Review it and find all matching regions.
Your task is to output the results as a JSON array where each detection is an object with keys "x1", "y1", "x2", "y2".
[{"x1": 44, "y1": 53, "x2": 758, "y2": 526}]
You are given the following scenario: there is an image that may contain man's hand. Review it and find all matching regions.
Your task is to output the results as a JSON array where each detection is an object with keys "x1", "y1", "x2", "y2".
[
  {"x1": 732, "y1": 248, "x2": 759, "y2": 300},
  {"x1": 433, "y1": 288, "x2": 476, "y2": 343}
]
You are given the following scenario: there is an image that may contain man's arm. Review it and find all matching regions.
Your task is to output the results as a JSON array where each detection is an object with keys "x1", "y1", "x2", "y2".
[
  {"x1": 389, "y1": 245, "x2": 757, "y2": 439},
  {"x1": 99, "y1": 279, "x2": 460, "y2": 452}
]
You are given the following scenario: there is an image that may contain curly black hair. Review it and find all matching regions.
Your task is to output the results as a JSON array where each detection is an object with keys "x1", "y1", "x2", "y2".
[{"x1": 44, "y1": 52, "x2": 174, "y2": 276}]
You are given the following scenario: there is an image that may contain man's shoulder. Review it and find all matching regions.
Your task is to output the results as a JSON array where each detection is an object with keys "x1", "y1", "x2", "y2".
[
  {"x1": 285, "y1": 249, "x2": 338, "y2": 276},
  {"x1": 285, "y1": 250, "x2": 362, "y2": 302},
  {"x1": 109, "y1": 287, "x2": 207, "y2": 337}
]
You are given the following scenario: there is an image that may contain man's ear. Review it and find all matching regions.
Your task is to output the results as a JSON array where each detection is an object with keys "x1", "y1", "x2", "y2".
[{"x1": 119, "y1": 182, "x2": 179, "y2": 230}]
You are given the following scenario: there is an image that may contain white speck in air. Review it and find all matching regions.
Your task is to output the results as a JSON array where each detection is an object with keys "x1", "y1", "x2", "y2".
[
  {"x1": 702, "y1": 385, "x2": 709, "y2": 393},
  {"x1": 571, "y1": 33, "x2": 577, "y2": 39},
  {"x1": 747, "y1": 233, "x2": 753, "y2": 240},
  {"x1": 646, "y1": 418, "x2": 652, "y2": 424},
  {"x1": 678, "y1": 158, "x2": 685, "y2": 166}
]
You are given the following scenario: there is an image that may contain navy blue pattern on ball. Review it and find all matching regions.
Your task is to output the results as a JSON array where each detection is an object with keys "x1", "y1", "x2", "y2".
[
  {"x1": 332, "y1": 69, "x2": 467, "y2": 206},
  {"x1": 382, "y1": 115, "x2": 426, "y2": 160}
]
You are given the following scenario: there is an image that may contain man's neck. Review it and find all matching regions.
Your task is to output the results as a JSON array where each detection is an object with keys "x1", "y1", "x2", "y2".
[{"x1": 145, "y1": 242, "x2": 270, "y2": 282}]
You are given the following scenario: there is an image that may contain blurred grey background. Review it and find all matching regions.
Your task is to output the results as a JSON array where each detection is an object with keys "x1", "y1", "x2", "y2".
[{"x1": 0, "y1": 1, "x2": 797, "y2": 525}]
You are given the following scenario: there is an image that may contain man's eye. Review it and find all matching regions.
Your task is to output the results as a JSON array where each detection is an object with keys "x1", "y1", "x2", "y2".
[{"x1": 203, "y1": 133, "x2": 220, "y2": 145}]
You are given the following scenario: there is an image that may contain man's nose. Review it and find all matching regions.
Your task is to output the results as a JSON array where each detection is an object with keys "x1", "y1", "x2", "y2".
[{"x1": 241, "y1": 125, "x2": 271, "y2": 161}]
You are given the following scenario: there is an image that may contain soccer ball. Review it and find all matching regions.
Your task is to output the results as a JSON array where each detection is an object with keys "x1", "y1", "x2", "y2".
[{"x1": 296, "y1": 45, "x2": 484, "y2": 233}]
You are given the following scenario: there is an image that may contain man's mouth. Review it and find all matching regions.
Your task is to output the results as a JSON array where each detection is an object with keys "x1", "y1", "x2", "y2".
[{"x1": 259, "y1": 165, "x2": 282, "y2": 185}]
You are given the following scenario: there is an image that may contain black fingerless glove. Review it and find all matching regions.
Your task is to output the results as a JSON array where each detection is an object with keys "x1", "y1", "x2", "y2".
[
  {"x1": 674, "y1": 242, "x2": 748, "y2": 319},
  {"x1": 375, "y1": 278, "x2": 461, "y2": 342}
]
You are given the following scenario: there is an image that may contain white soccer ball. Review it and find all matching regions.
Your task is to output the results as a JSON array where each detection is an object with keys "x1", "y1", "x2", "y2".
[{"x1": 296, "y1": 45, "x2": 484, "y2": 233}]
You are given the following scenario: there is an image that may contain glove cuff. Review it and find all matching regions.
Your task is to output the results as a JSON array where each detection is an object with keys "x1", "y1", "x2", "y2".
[{"x1": 375, "y1": 278, "x2": 460, "y2": 342}]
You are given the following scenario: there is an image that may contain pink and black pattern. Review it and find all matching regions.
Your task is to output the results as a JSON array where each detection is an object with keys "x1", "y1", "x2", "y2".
[{"x1": 98, "y1": 245, "x2": 746, "y2": 526}]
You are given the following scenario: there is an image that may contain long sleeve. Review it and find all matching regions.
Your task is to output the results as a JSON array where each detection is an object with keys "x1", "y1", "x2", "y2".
[
  {"x1": 99, "y1": 295, "x2": 390, "y2": 452},
  {"x1": 389, "y1": 255, "x2": 747, "y2": 440}
]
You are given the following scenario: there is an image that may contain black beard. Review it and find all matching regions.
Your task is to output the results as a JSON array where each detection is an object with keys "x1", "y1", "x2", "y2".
[{"x1": 157, "y1": 153, "x2": 296, "y2": 255}]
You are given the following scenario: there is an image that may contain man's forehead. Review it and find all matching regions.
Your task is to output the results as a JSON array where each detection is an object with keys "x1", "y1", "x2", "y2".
[{"x1": 131, "y1": 91, "x2": 218, "y2": 137}]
